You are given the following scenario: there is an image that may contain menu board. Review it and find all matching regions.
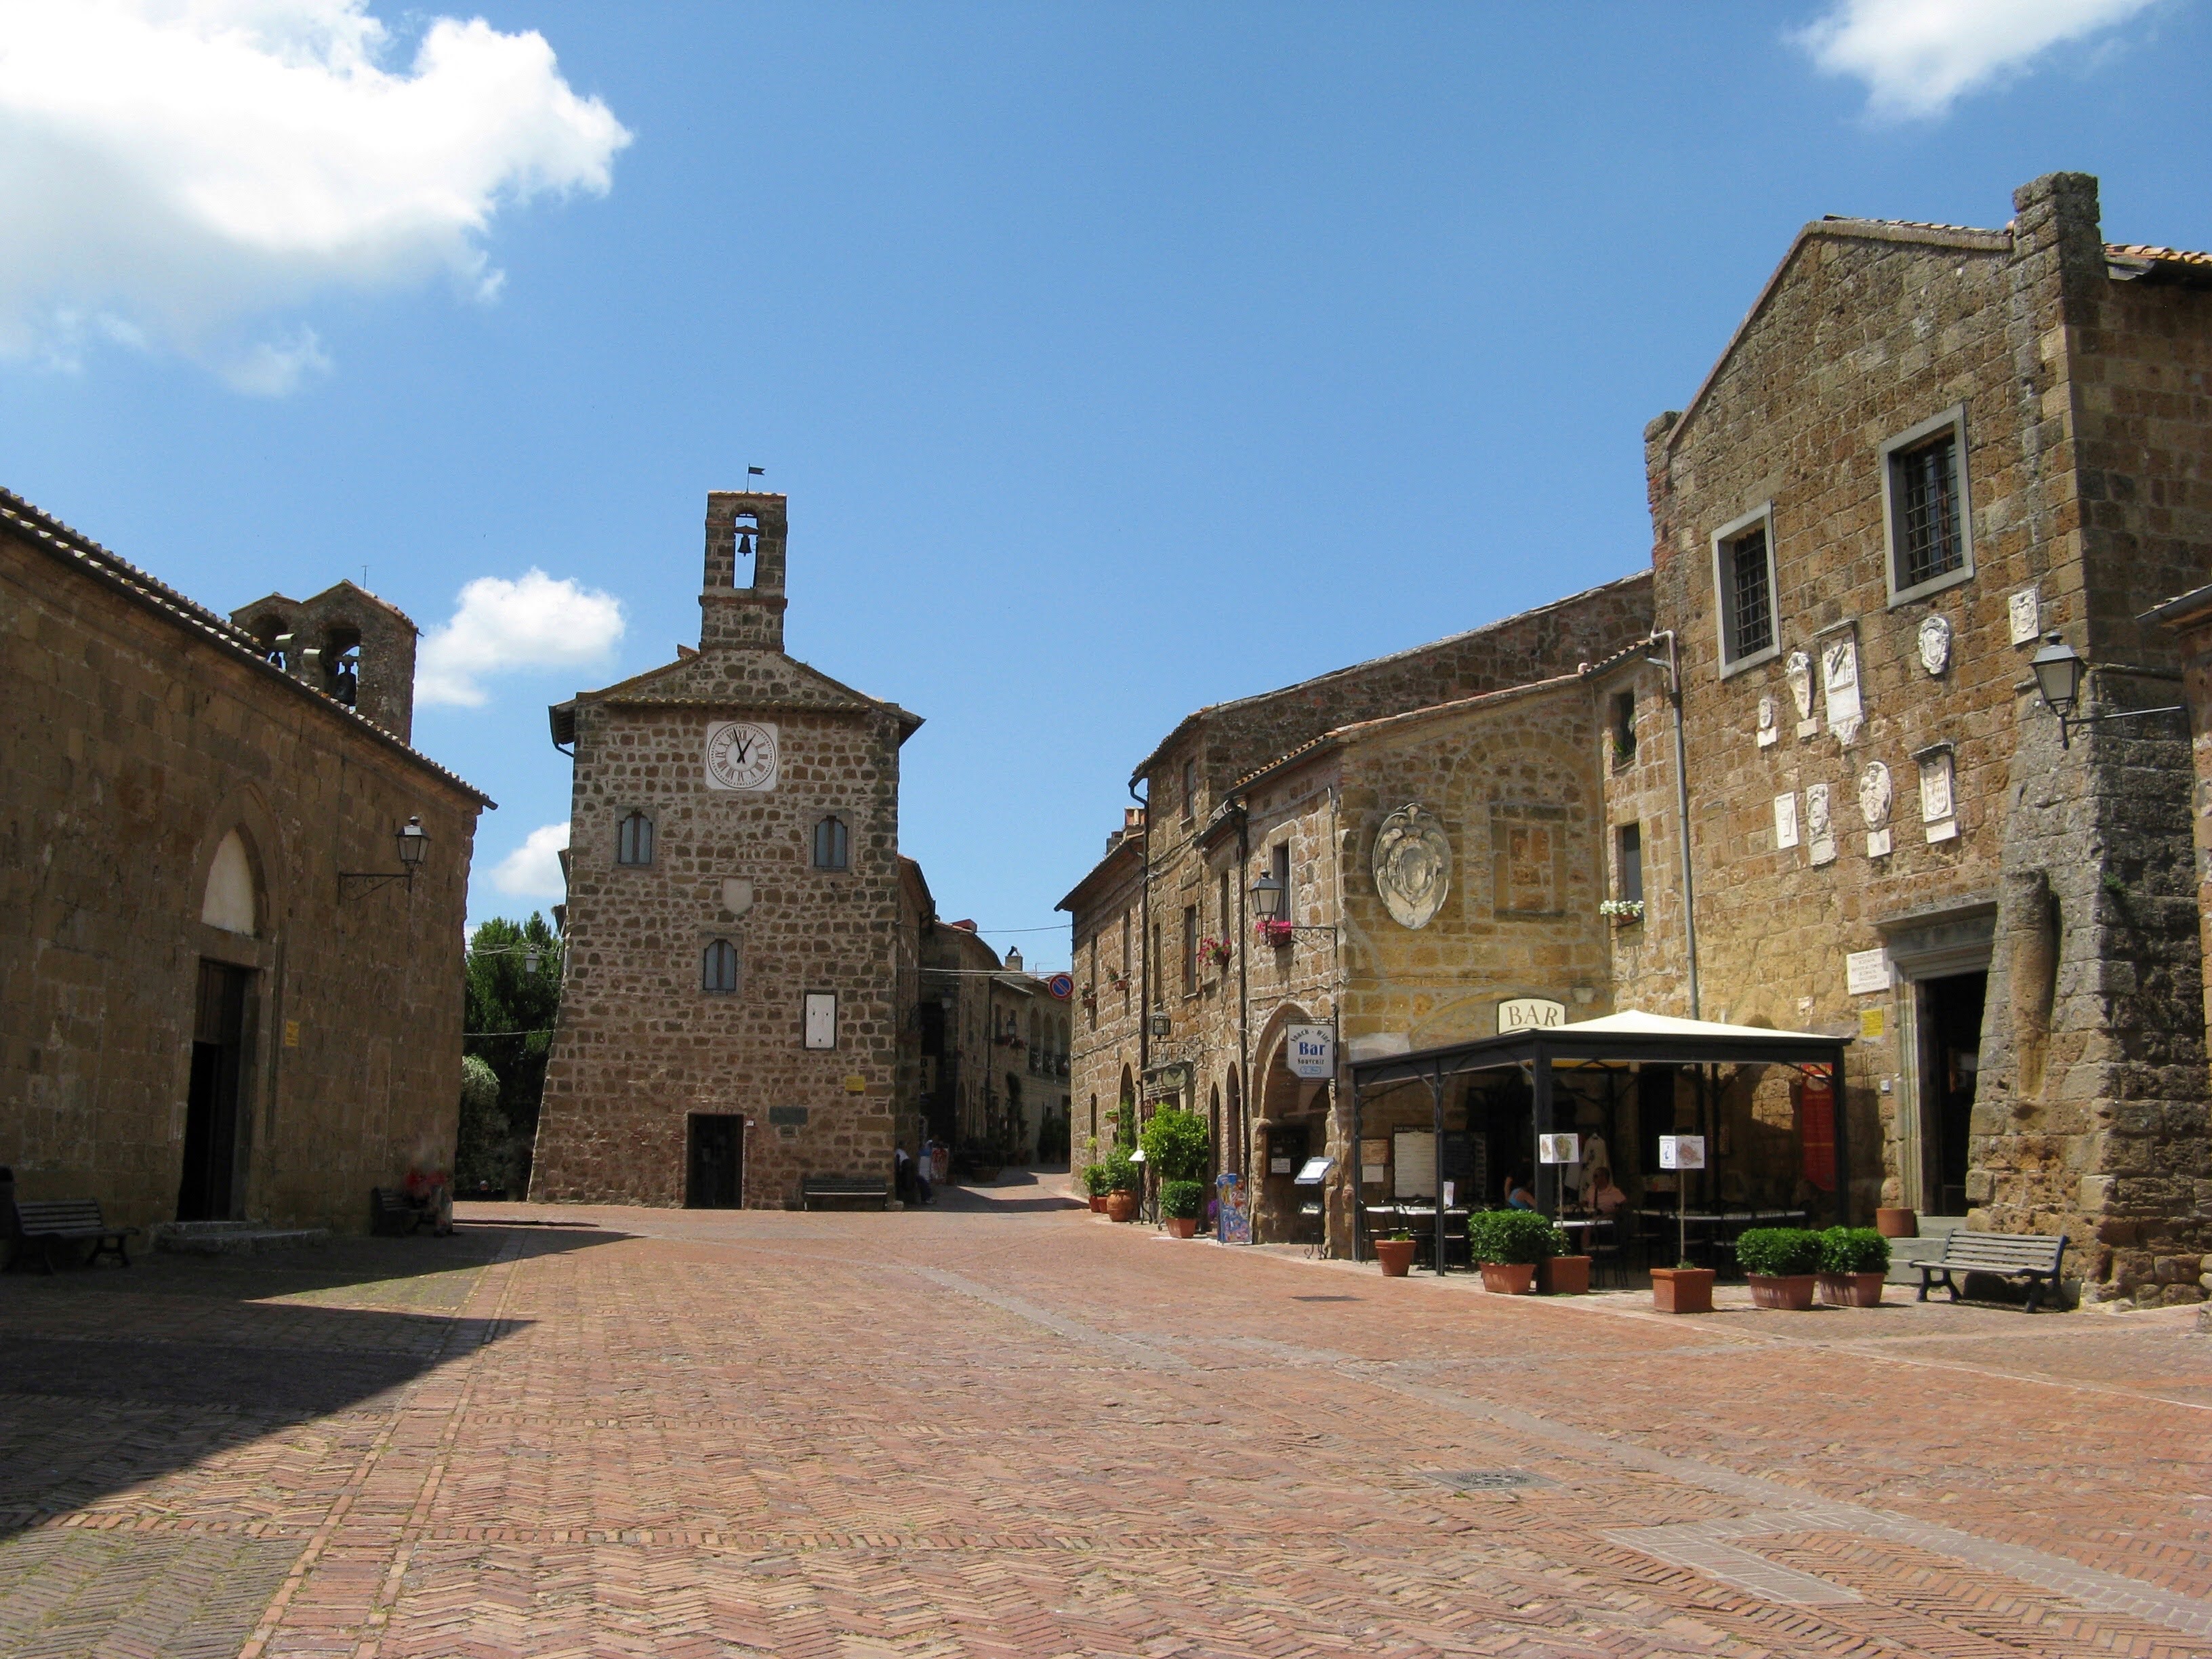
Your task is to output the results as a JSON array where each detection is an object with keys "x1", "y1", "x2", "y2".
[{"x1": 1393, "y1": 1128, "x2": 1437, "y2": 1200}]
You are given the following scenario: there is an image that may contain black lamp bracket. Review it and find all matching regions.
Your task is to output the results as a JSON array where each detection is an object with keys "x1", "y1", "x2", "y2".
[{"x1": 337, "y1": 868, "x2": 417, "y2": 901}]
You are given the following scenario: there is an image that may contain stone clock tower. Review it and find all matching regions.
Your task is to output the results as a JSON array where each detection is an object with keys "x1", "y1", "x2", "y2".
[{"x1": 529, "y1": 493, "x2": 923, "y2": 1207}]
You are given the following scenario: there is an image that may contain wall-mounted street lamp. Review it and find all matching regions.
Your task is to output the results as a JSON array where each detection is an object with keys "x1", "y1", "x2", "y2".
[
  {"x1": 1249, "y1": 872, "x2": 1336, "y2": 936},
  {"x1": 339, "y1": 815, "x2": 430, "y2": 901},
  {"x1": 2030, "y1": 632, "x2": 2186, "y2": 749}
]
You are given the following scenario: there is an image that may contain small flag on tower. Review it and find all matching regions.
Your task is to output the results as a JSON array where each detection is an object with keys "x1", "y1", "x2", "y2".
[{"x1": 747, "y1": 466, "x2": 765, "y2": 477}]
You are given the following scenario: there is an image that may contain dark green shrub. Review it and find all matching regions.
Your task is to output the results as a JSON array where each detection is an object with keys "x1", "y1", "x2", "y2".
[
  {"x1": 1467, "y1": 1208, "x2": 1565, "y2": 1265},
  {"x1": 1736, "y1": 1227, "x2": 1824, "y2": 1276},
  {"x1": 1139, "y1": 1106, "x2": 1211, "y2": 1183},
  {"x1": 1103, "y1": 1149, "x2": 1139, "y2": 1193},
  {"x1": 1818, "y1": 1226, "x2": 1890, "y2": 1275},
  {"x1": 1161, "y1": 1179, "x2": 1206, "y2": 1220},
  {"x1": 1082, "y1": 1163, "x2": 1111, "y2": 1197}
]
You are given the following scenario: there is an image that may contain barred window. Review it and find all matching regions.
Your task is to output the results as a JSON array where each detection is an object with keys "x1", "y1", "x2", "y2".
[
  {"x1": 813, "y1": 814, "x2": 849, "y2": 870},
  {"x1": 617, "y1": 811, "x2": 655, "y2": 866},
  {"x1": 702, "y1": 939, "x2": 739, "y2": 994},
  {"x1": 1893, "y1": 432, "x2": 1963, "y2": 590},
  {"x1": 1723, "y1": 526, "x2": 1774, "y2": 665}
]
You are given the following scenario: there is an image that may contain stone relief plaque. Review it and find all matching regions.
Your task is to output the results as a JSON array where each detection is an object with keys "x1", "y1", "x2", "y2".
[
  {"x1": 1757, "y1": 693, "x2": 1778, "y2": 748},
  {"x1": 1917, "y1": 744, "x2": 1958, "y2": 842},
  {"x1": 1917, "y1": 613, "x2": 1952, "y2": 677},
  {"x1": 705, "y1": 720, "x2": 780, "y2": 792},
  {"x1": 1859, "y1": 760, "x2": 1893, "y2": 858},
  {"x1": 1845, "y1": 947, "x2": 1891, "y2": 995},
  {"x1": 1785, "y1": 650, "x2": 1817, "y2": 737},
  {"x1": 1373, "y1": 803, "x2": 1451, "y2": 929},
  {"x1": 1806, "y1": 781, "x2": 1836, "y2": 866},
  {"x1": 1773, "y1": 792, "x2": 1799, "y2": 851},
  {"x1": 1819, "y1": 628, "x2": 1863, "y2": 746},
  {"x1": 721, "y1": 878, "x2": 754, "y2": 918},
  {"x1": 2009, "y1": 587, "x2": 2041, "y2": 647}
]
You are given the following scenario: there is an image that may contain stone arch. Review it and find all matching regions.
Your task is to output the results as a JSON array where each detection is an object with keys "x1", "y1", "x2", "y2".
[
  {"x1": 193, "y1": 788, "x2": 285, "y2": 940},
  {"x1": 1250, "y1": 1004, "x2": 1328, "y2": 1239}
]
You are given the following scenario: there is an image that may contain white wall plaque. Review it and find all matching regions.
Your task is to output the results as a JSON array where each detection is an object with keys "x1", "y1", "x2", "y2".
[
  {"x1": 721, "y1": 878, "x2": 754, "y2": 917},
  {"x1": 1867, "y1": 828, "x2": 1892, "y2": 858},
  {"x1": 1372, "y1": 803, "x2": 1451, "y2": 929},
  {"x1": 1820, "y1": 628, "x2": 1864, "y2": 746},
  {"x1": 2009, "y1": 587, "x2": 2041, "y2": 647},
  {"x1": 1845, "y1": 947, "x2": 1891, "y2": 995},
  {"x1": 1659, "y1": 1134, "x2": 1705, "y2": 1171},
  {"x1": 1286, "y1": 1024, "x2": 1334, "y2": 1079},
  {"x1": 1917, "y1": 744, "x2": 1957, "y2": 842},
  {"x1": 1757, "y1": 694, "x2": 1778, "y2": 748},
  {"x1": 1785, "y1": 650, "x2": 1818, "y2": 737},
  {"x1": 705, "y1": 721, "x2": 780, "y2": 792},
  {"x1": 1498, "y1": 996, "x2": 1566, "y2": 1032},
  {"x1": 1918, "y1": 613, "x2": 1952, "y2": 677},
  {"x1": 803, "y1": 991, "x2": 838, "y2": 1049},
  {"x1": 1538, "y1": 1132, "x2": 1580, "y2": 1165},
  {"x1": 1774, "y1": 792, "x2": 1800, "y2": 851},
  {"x1": 1807, "y1": 782, "x2": 1836, "y2": 866}
]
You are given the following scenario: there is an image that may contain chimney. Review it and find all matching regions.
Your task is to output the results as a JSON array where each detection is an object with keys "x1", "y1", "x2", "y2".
[{"x1": 699, "y1": 491, "x2": 787, "y2": 653}]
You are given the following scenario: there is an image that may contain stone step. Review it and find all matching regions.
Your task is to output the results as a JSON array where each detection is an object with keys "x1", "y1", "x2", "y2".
[{"x1": 152, "y1": 1221, "x2": 331, "y2": 1255}]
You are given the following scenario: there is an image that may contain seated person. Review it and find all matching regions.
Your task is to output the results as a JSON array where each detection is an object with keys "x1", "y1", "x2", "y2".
[
  {"x1": 1587, "y1": 1166, "x2": 1627, "y2": 1215},
  {"x1": 1504, "y1": 1172, "x2": 1536, "y2": 1210}
]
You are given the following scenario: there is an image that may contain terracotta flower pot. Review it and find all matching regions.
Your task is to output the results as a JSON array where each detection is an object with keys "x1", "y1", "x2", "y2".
[
  {"x1": 1747, "y1": 1273, "x2": 1818, "y2": 1310},
  {"x1": 1165, "y1": 1216, "x2": 1197, "y2": 1238},
  {"x1": 1479, "y1": 1262, "x2": 1537, "y2": 1295},
  {"x1": 1374, "y1": 1238, "x2": 1417, "y2": 1277},
  {"x1": 1818, "y1": 1271, "x2": 1886, "y2": 1307},
  {"x1": 1088, "y1": 1195, "x2": 1106, "y2": 1213},
  {"x1": 1105, "y1": 1190, "x2": 1137, "y2": 1223},
  {"x1": 1651, "y1": 1266, "x2": 1715, "y2": 1313},
  {"x1": 1538, "y1": 1255, "x2": 1590, "y2": 1296},
  {"x1": 1875, "y1": 1206, "x2": 1917, "y2": 1239}
]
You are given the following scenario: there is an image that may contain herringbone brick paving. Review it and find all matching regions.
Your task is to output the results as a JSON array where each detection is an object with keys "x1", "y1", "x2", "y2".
[{"x1": 4, "y1": 1176, "x2": 2211, "y2": 1656}]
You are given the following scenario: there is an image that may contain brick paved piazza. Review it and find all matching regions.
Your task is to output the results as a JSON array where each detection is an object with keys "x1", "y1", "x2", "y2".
[{"x1": 7, "y1": 1181, "x2": 2212, "y2": 1658}]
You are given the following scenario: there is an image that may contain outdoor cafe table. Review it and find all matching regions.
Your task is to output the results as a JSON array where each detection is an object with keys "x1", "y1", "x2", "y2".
[{"x1": 1364, "y1": 1205, "x2": 1470, "y2": 1267}]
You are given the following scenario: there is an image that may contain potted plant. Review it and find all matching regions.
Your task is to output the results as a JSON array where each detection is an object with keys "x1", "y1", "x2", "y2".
[
  {"x1": 1539, "y1": 1246, "x2": 1591, "y2": 1296},
  {"x1": 1161, "y1": 1179, "x2": 1205, "y2": 1238},
  {"x1": 1374, "y1": 1228, "x2": 1417, "y2": 1277},
  {"x1": 1467, "y1": 1209, "x2": 1561, "y2": 1295},
  {"x1": 1817, "y1": 1225, "x2": 1891, "y2": 1306},
  {"x1": 1651, "y1": 1263, "x2": 1714, "y2": 1313},
  {"x1": 1256, "y1": 918, "x2": 1295, "y2": 948},
  {"x1": 1082, "y1": 1163, "x2": 1111, "y2": 1212},
  {"x1": 1736, "y1": 1226, "x2": 1824, "y2": 1309},
  {"x1": 1103, "y1": 1149, "x2": 1139, "y2": 1223}
]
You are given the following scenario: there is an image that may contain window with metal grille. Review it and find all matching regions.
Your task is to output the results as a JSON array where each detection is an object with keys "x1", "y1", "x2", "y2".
[
  {"x1": 1723, "y1": 527, "x2": 1774, "y2": 664},
  {"x1": 813, "y1": 814, "x2": 849, "y2": 870},
  {"x1": 1893, "y1": 432, "x2": 1962, "y2": 590},
  {"x1": 617, "y1": 811, "x2": 654, "y2": 866},
  {"x1": 702, "y1": 939, "x2": 739, "y2": 994}
]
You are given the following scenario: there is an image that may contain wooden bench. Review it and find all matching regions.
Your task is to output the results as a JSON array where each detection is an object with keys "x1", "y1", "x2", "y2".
[
  {"x1": 7, "y1": 1197, "x2": 138, "y2": 1273},
  {"x1": 800, "y1": 1174, "x2": 890, "y2": 1212},
  {"x1": 1916, "y1": 1230, "x2": 2069, "y2": 1313},
  {"x1": 370, "y1": 1186, "x2": 424, "y2": 1237}
]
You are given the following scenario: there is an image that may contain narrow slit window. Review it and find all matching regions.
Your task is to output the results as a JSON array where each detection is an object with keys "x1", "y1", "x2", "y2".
[
  {"x1": 1618, "y1": 823, "x2": 1644, "y2": 906},
  {"x1": 702, "y1": 939, "x2": 739, "y2": 994},
  {"x1": 618, "y1": 811, "x2": 655, "y2": 867}
]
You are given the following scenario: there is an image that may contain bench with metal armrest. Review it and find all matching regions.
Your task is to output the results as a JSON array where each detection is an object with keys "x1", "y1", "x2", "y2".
[{"x1": 1916, "y1": 1230, "x2": 2068, "y2": 1313}]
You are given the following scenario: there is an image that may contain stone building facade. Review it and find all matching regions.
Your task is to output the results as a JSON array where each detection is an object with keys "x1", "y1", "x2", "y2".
[
  {"x1": 0, "y1": 487, "x2": 489, "y2": 1233},
  {"x1": 1617, "y1": 173, "x2": 2212, "y2": 1303},
  {"x1": 1064, "y1": 172, "x2": 2212, "y2": 1301},
  {"x1": 530, "y1": 493, "x2": 925, "y2": 1208},
  {"x1": 1063, "y1": 578, "x2": 1652, "y2": 1247}
]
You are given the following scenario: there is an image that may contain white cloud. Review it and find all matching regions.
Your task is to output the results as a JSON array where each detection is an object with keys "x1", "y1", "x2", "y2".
[
  {"x1": 0, "y1": 0, "x2": 631, "y2": 389},
  {"x1": 416, "y1": 568, "x2": 625, "y2": 707},
  {"x1": 1795, "y1": 0, "x2": 2159, "y2": 119},
  {"x1": 491, "y1": 820, "x2": 569, "y2": 898}
]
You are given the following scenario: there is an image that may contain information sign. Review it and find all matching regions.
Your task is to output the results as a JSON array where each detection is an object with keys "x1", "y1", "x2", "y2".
[
  {"x1": 1658, "y1": 1134, "x2": 1706, "y2": 1171},
  {"x1": 1286, "y1": 1024, "x2": 1334, "y2": 1079},
  {"x1": 1537, "y1": 1132, "x2": 1580, "y2": 1165}
]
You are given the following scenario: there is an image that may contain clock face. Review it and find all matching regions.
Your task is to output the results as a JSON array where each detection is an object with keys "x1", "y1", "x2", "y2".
[{"x1": 704, "y1": 721, "x2": 779, "y2": 792}]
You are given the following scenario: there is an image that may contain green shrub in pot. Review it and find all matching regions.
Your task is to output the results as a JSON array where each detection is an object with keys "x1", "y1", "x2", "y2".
[
  {"x1": 1103, "y1": 1148, "x2": 1139, "y2": 1194},
  {"x1": 1734, "y1": 1227, "x2": 1824, "y2": 1277},
  {"x1": 1818, "y1": 1227, "x2": 1890, "y2": 1275},
  {"x1": 1082, "y1": 1163, "x2": 1112, "y2": 1198},
  {"x1": 1161, "y1": 1179, "x2": 1206, "y2": 1221},
  {"x1": 1466, "y1": 1208, "x2": 1566, "y2": 1267},
  {"x1": 1138, "y1": 1106, "x2": 1212, "y2": 1184}
]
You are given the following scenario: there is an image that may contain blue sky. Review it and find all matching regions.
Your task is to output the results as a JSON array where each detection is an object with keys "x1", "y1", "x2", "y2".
[{"x1": 3, "y1": 1, "x2": 2207, "y2": 968}]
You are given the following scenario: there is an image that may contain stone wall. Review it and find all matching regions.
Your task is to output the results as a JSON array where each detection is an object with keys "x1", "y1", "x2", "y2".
[{"x1": 0, "y1": 497, "x2": 485, "y2": 1233}]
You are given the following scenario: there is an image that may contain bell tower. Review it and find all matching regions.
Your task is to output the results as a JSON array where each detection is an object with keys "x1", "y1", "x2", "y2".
[{"x1": 699, "y1": 491, "x2": 787, "y2": 653}]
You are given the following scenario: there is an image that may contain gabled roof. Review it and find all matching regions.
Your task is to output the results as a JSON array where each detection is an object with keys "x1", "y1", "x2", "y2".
[
  {"x1": 1, "y1": 487, "x2": 493, "y2": 808},
  {"x1": 1055, "y1": 825, "x2": 1146, "y2": 917},
  {"x1": 570, "y1": 642, "x2": 924, "y2": 738}
]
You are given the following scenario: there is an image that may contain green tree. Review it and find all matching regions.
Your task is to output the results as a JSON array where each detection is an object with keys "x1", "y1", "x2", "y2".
[
  {"x1": 455, "y1": 1054, "x2": 510, "y2": 1191},
  {"x1": 1139, "y1": 1105, "x2": 1211, "y2": 1184},
  {"x1": 463, "y1": 913, "x2": 563, "y2": 1193}
]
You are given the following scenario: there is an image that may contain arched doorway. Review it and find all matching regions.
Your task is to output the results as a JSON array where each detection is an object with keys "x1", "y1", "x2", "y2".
[{"x1": 1252, "y1": 1008, "x2": 1327, "y2": 1244}]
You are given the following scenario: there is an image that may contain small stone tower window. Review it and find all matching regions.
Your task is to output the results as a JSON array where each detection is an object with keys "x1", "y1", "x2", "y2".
[
  {"x1": 702, "y1": 939, "x2": 739, "y2": 994},
  {"x1": 813, "y1": 814, "x2": 850, "y2": 870},
  {"x1": 617, "y1": 811, "x2": 655, "y2": 867}
]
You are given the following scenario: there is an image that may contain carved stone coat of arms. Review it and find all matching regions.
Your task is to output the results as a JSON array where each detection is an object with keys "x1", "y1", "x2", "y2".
[{"x1": 1372, "y1": 803, "x2": 1452, "y2": 930}]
